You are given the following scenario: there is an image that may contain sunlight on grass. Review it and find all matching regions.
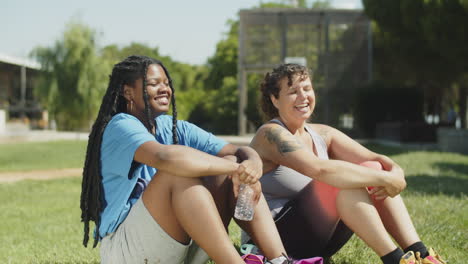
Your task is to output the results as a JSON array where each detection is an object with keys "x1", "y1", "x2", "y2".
[
  {"x1": 0, "y1": 141, "x2": 467, "y2": 263},
  {"x1": 0, "y1": 177, "x2": 99, "y2": 263},
  {"x1": 0, "y1": 141, "x2": 87, "y2": 172}
]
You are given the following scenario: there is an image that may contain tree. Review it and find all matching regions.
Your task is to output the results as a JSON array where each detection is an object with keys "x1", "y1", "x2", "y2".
[
  {"x1": 32, "y1": 21, "x2": 108, "y2": 130},
  {"x1": 201, "y1": 18, "x2": 266, "y2": 134},
  {"x1": 101, "y1": 42, "x2": 209, "y2": 120},
  {"x1": 363, "y1": 0, "x2": 468, "y2": 128},
  {"x1": 310, "y1": 0, "x2": 331, "y2": 9},
  {"x1": 205, "y1": 19, "x2": 239, "y2": 92},
  {"x1": 201, "y1": 1, "x2": 336, "y2": 133}
]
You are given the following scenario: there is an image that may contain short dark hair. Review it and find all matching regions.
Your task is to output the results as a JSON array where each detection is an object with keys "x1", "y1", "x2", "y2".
[{"x1": 260, "y1": 63, "x2": 310, "y2": 121}]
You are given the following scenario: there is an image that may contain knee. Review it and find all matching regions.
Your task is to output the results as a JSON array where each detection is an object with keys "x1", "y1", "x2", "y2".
[
  {"x1": 336, "y1": 188, "x2": 372, "y2": 208},
  {"x1": 155, "y1": 171, "x2": 204, "y2": 189},
  {"x1": 202, "y1": 155, "x2": 236, "y2": 189}
]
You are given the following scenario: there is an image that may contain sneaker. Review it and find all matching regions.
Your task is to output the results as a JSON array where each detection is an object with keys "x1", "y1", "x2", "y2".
[
  {"x1": 415, "y1": 248, "x2": 447, "y2": 264},
  {"x1": 270, "y1": 254, "x2": 324, "y2": 264},
  {"x1": 242, "y1": 253, "x2": 265, "y2": 264},
  {"x1": 264, "y1": 254, "x2": 291, "y2": 264},
  {"x1": 400, "y1": 251, "x2": 418, "y2": 264},
  {"x1": 293, "y1": 257, "x2": 324, "y2": 264},
  {"x1": 249, "y1": 254, "x2": 324, "y2": 264}
]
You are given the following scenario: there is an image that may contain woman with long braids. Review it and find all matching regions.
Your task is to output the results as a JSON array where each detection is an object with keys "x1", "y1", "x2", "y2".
[
  {"x1": 246, "y1": 63, "x2": 447, "y2": 264},
  {"x1": 80, "y1": 55, "x2": 300, "y2": 264}
]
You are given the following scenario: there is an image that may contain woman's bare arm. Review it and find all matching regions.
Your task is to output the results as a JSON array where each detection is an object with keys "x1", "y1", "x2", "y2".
[
  {"x1": 134, "y1": 141, "x2": 239, "y2": 177},
  {"x1": 251, "y1": 123, "x2": 406, "y2": 196}
]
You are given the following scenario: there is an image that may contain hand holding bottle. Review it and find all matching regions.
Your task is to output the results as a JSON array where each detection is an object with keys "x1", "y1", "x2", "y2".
[{"x1": 234, "y1": 184, "x2": 255, "y2": 221}]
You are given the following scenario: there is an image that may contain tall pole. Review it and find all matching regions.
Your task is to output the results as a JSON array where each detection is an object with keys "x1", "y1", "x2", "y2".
[
  {"x1": 324, "y1": 14, "x2": 330, "y2": 124},
  {"x1": 367, "y1": 21, "x2": 373, "y2": 83},
  {"x1": 238, "y1": 12, "x2": 247, "y2": 135},
  {"x1": 20, "y1": 66, "x2": 26, "y2": 118},
  {"x1": 280, "y1": 12, "x2": 287, "y2": 62}
]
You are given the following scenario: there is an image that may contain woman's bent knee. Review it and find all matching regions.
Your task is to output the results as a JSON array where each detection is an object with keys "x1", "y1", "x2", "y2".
[
  {"x1": 336, "y1": 188, "x2": 373, "y2": 210},
  {"x1": 153, "y1": 171, "x2": 203, "y2": 187}
]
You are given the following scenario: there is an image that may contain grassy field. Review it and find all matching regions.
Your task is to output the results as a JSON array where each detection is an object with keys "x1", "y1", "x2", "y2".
[
  {"x1": 0, "y1": 141, "x2": 86, "y2": 172},
  {"x1": 0, "y1": 141, "x2": 467, "y2": 263}
]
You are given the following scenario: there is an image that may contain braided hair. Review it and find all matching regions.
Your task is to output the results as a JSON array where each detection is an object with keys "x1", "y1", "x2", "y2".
[
  {"x1": 260, "y1": 63, "x2": 310, "y2": 121},
  {"x1": 80, "y1": 55, "x2": 178, "y2": 248}
]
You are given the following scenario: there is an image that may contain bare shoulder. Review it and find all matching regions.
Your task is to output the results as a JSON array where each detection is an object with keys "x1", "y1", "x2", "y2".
[
  {"x1": 252, "y1": 123, "x2": 285, "y2": 147},
  {"x1": 307, "y1": 123, "x2": 334, "y2": 145},
  {"x1": 251, "y1": 123, "x2": 303, "y2": 155},
  {"x1": 250, "y1": 123, "x2": 272, "y2": 150}
]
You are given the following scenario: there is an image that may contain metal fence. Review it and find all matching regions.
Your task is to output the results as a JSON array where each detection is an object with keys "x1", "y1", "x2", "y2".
[{"x1": 238, "y1": 8, "x2": 372, "y2": 135}]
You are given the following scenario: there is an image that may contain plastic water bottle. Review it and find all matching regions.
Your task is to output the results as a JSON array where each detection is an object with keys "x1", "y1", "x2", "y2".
[{"x1": 234, "y1": 184, "x2": 255, "y2": 221}]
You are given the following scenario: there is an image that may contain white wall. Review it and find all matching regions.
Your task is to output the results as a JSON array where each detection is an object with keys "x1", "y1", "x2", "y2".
[{"x1": 0, "y1": 109, "x2": 5, "y2": 133}]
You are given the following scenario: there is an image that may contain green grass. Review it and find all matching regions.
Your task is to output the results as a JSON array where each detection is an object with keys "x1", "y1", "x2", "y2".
[
  {"x1": 0, "y1": 141, "x2": 467, "y2": 263},
  {"x1": 329, "y1": 145, "x2": 468, "y2": 264},
  {"x1": 0, "y1": 141, "x2": 87, "y2": 172},
  {"x1": 0, "y1": 177, "x2": 99, "y2": 264}
]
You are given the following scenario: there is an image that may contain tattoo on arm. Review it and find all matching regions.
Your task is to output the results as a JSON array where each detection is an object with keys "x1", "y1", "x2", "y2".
[{"x1": 264, "y1": 127, "x2": 303, "y2": 155}]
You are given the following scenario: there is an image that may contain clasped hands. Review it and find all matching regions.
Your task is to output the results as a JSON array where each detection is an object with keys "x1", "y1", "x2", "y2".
[
  {"x1": 369, "y1": 166, "x2": 406, "y2": 200},
  {"x1": 230, "y1": 159, "x2": 262, "y2": 205}
]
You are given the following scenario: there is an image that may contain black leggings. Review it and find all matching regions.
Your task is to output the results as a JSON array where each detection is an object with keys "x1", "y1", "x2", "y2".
[{"x1": 273, "y1": 182, "x2": 354, "y2": 259}]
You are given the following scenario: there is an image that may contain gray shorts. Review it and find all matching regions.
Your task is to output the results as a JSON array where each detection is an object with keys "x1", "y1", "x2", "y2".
[{"x1": 100, "y1": 198, "x2": 209, "y2": 264}]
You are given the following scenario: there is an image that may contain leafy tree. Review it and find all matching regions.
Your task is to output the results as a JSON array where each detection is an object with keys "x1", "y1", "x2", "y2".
[
  {"x1": 193, "y1": 18, "x2": 239, "y2": 134},
  {"x1": 32, "y1": 21, "x2": 108, "y2": 130},
  {"x1": 201, "y1": 1, "x2": 336, "y2": 133},
  {"x1": 101, "y1": 42, "x2": 209, "y2": 120},
  {"x1": 33, "y1": 24, "x2": 209, "y2": 130},
  {"x1": 363, "y1": 0, "x2": 468, "y2": 128},
  {"x1": 205, "y1": 20, "x2": 239, "y2": 92},
  {"x1": 310, "y1": 0, "x2": 331, "y2": 8}
]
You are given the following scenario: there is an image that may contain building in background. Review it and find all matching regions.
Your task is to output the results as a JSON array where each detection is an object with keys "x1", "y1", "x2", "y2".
[{"x1": 0, "y1": 53, "x2": 46, "y2": 130}]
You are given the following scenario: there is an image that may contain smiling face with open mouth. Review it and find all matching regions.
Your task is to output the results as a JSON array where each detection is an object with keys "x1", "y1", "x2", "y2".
[
  {"x1": 144, "y1": 64, "x2": 172, "y2": 114},
  {"x1": 271, "y1": 74, "x2": 315, "y2": 124},
  {"x1": 124, "y1": 63, "x2": 172, "y2": 121}
]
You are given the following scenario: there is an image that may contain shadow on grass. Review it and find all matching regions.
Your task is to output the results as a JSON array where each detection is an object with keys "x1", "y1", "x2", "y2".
[
  {"x1": 434, "y1": 162, "x2": 468, "y2": 178},
  {"x1": 405, "y1": 174, "x2": 468, "y2": 197},
  {"x1": 363, "y1": 143, "x2": 411, "y2": 156},
  {"x1": 364, "y1": 143, "x2": 468, "y2": 157}
]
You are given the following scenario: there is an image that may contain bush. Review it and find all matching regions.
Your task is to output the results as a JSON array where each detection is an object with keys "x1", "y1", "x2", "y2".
[{"x1": 354, "y1": 81, "x2": 424, "y2": 137}]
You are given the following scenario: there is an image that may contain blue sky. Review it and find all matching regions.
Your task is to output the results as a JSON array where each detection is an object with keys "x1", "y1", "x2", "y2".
[{"x1": 1, "y1": 0, "x2": 362, "y2": 65}]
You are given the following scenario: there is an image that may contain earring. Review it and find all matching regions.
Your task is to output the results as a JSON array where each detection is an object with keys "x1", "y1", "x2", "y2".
[{"x1": 127, "y1": 100, "x2": 134, "y2": 113}]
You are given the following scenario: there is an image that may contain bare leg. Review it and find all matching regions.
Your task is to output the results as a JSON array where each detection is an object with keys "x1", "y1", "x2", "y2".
[
  {"x1": 236, "y1": 195, "x2": 287, "y2": 260},
  {"x1": 202, "y1": 155, "x2": 239, "y2": 230},
  {"x1": 373, "y1": 195, "x2": 421, "y2": 249},
  {"x1": 203, "y1": 155, "x2": 288, "y2": 261},
  {"x1": 337, "y1": 188, "x2": 397, "y2": 256},
  {"x1": 209, "y1": 155, "x2": 288, "y2": 260},
  {"x1": 262, "y1": 180, "x2": 350, "y2": 259},
  {"x1": 142, "y1": 171, "x2": 244, "y2": 264},
  {"x1": 359, "y1": 161, "x2": 421, "y2": 249},
  {"x1": 203, "y1": 156, "x2": 286, "y2": 259},
  {"x1": 183, "y1": 174, "x2": 235, "y2": 264}
]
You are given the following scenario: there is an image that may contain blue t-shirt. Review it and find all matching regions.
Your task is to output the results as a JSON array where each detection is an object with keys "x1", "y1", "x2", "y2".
[{"x1": 99, "y1": 113, "x2": 228, "y2": 238}]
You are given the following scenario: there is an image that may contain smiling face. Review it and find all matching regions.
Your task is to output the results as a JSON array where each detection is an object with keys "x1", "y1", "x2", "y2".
[
  {"x1": 271, "y1": 74, "x2": 315, "y2": 123},
  {"x1": 123, "y1": 64, "x2": 172, "y2": 121}
]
